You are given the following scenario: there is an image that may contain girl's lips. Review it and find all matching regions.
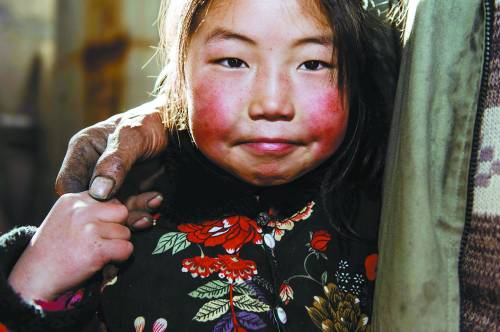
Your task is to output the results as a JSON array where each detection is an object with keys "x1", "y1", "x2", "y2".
[{"x1": 239, "y1": 140, "x2": 300, "y2": 155}]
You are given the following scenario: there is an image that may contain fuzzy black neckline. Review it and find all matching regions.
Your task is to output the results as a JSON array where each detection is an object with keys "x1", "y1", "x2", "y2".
[{"x1": 157, "y1": 131, "x2": 328, "y2": 225}]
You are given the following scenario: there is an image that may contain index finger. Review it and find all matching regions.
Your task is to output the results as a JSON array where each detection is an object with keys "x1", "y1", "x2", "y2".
[
  {"x1": 93, "y1": 199, "x2": 129, "y2": 224},
  {"x1": 55, "y1": 126, "x2": 114, "y2": 196}
]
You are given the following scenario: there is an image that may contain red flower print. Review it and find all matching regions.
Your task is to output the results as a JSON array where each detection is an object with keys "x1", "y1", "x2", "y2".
[
  {"x1": 365, "y1": 253, "x2": 378, "y2": 281},
  {"x1": 288, "y1": 201, "x2": 315, "y2": 222},
  {"x1": 216, "y1": 254, "x2": 257, "y2": 283},
  {"x1": 181, "y1": 255, "x2": 220, "y2": 278},
  {"x1": 178, "y1": 216, "x2": 263, "y2": 254},
  {"x1": 267, "y1": 201, "x2": 315, "y2": 240},
  {"x1": 310, "y1": 230, "x2": 332, "y2": 252},
  {"x1": 279, "y1": 283, "x2": 294, "y2": 305}
]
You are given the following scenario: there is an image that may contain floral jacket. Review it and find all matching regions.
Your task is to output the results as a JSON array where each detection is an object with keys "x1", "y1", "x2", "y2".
[{"x1": 0, "y1": 134, "x2": 380, "y2": 332}]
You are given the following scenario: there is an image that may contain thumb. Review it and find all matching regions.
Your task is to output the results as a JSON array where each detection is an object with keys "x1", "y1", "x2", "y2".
[
  {"x1": 89, "y1": 118, "x2": 150, "y2": 200},
  {"x1": 89, "y1": 103, "x2": 168, "y2": 200},
  {"x1": 89, "y1": 148, "x2": 137, "y2": 201}
]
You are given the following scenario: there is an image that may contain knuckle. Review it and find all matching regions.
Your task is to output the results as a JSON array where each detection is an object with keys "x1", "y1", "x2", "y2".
[
  {"x1": 58, "y1": 193, "x2": 79, "y2": 208},
  {"x1": 82, "y1": 241, "x2": 104, "y2": 270},
  {"x1": 67, "y1": 130, "x2": 86, "y2": 147},
  {"x1": 118, "y1": 122, "x2": 146, "y2": 145},
  {"x1": 82, "y1": 222, "x2": 98, "y2": 236},
  {"x1": 93, "y1": 242, "x2": 109, "y2": 267},
  {"x1": 71, "y1": 201, "x2": 92, "y2": 219},
  {"x1": 113, "y1": 127, "x2": 134, "y2": 147},
  {"x1": 71, "y1": 127, "x2": 103, "y2": 144},
  {"x1": 97, "y1": 153, "x2": 128, "y2": 176},
  {"x1": 71, "y1": 208, "x2": 86, "y2": 223},
  {"x1": 125, "y1": 196, "x2": 139, "y2": 210}
]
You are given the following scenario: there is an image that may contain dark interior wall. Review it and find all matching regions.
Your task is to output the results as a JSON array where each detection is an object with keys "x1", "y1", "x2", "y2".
[{"x1": 0, "y1": 0, "x2": 161, "y2": 231}]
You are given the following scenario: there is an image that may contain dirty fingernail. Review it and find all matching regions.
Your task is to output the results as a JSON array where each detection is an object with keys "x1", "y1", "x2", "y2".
[
  {"x1": 132, "y1": 216, "x2": 153, "y2": 229},
  {"x1": 90, "y1": 177, "x2": 115, "y2": 200},
  {"x1": 147, "y1": 195, "x2": 164, "y2": 208}
]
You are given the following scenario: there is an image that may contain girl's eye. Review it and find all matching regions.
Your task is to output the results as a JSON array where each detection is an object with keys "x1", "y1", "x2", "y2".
[
  {"x1": 216, "y1": 58, "x2": 248, "y2": 68},
  {"x1": 298, "y1": 60, "x2": 332, "y2": 71}
]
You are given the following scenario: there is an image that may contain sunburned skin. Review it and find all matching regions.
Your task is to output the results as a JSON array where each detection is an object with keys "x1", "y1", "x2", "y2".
[{"x1": 185, "y1": 0, "x2": 348, "y2": 186}]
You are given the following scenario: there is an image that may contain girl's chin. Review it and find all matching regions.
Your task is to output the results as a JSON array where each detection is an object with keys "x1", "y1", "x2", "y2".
[
  {"x1": 243, "y1": 178, "x2": 291, "y2": 187},
  {"x1": 234, "y1": 170, "x2": 302, "y2": 187}
]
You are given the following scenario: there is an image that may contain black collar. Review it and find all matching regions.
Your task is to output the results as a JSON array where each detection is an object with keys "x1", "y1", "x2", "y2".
[{"x1": 157, "y1": 131, "x2": 327, "y2": 225}]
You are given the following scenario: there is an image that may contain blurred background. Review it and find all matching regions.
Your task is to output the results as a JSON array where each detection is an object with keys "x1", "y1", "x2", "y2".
[{"x1": 0, "y1": 0, "x2": 162, "y2": 232}]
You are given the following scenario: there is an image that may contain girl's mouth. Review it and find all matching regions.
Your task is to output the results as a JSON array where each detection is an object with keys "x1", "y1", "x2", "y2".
[{"x1": 239, "y1": 138, "x2": 301, "y2": 155}]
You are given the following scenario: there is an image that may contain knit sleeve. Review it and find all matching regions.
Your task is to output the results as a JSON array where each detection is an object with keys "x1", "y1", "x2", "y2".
[{"x1": 0, "y1": 226, "x2": 101, "y2": 332}]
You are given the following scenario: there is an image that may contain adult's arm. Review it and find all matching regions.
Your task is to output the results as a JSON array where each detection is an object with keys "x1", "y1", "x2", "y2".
[{"x1": 55, "y1": 96, "x2": 168, "y2": 201}]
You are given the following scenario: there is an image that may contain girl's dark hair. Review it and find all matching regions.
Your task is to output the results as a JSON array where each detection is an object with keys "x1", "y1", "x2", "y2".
[{"x1": 314, "y1": 1, "x2": 399, "y2": 241}]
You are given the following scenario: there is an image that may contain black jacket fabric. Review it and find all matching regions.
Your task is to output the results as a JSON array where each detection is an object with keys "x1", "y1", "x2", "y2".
[{"x1": 0, "y1": 134, "x2": 380, "y2": 332}]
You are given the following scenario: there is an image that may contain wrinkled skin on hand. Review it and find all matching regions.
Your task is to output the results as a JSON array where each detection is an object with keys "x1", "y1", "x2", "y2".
[
  {"x1": 55, "y1": 97, "x2": 168, "y2": 201},
  {"x1": 55, "y1": 97, "x2": 168, "y2": 229}
]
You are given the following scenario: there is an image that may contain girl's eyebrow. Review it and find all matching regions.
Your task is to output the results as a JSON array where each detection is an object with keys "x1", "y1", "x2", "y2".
[
  {"x1": 205, "y1": 27, "x2": 333, "y2": 48},
  {"x1": 292, "y1": 36, "x2": 333, "y2": 48},
  {"x1": 205, "y1": 28, "x2": 257, "y2": 46}
]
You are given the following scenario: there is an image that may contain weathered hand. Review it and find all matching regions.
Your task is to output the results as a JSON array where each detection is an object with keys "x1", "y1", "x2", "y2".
[
  {"x1": 123, "y1": 191, "x2": 163, "y2": 229},
  {"x1": 55, "y1": 96, "x2": 168, "y2": 201}
]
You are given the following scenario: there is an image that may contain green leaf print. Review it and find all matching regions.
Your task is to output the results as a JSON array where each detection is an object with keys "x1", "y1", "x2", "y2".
[
  {"x1": 321, "y1": 271, "x2": 328, "y2": 285},
  {"x1": 233, "y1": 294, "x2": 271, "y2": 313},
  {"x1": 152, "y1": 232, "x2": 191, "y2": 255},
  {"x1": 233, "y1": 283, "x2": 257, "y2": 297},
  {"x1": 193, "y1": 299, "x2": 230, "y2": 322},
  {"x1": 189, "y1": 280, "x2": 230, "y2": 299}
]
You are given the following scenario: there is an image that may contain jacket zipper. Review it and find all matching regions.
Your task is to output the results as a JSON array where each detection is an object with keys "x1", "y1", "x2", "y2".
[
  {"x1": 257, "y1": 208, "x2": 286, "y2": 332},
  {"x1": 458, "y1": 0, "x2": 493, "y2": 331}
]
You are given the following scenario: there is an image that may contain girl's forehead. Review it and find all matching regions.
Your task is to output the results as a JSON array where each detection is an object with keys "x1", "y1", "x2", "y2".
[{"x1": 199, "y1": 0, "x2": 331, "y2": 34}]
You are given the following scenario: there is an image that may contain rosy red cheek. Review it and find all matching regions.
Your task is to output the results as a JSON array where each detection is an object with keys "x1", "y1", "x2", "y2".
[
  {"x1": 190, "y1": 81, "x2": 229, "y2": 139},
  {"x1": 317, "y1": 88, "x2": 345, "y2": 116},
  {"x1": 307, "y1": 88, "x2": 348, "y2": 154},
  {"x1": 309, "y1": 88, "x2": 346, "y2": 121}
]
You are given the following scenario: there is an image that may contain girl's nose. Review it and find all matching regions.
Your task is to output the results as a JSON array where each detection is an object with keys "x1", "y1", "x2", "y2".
[{"x1": 248, "y1": 71, "x2": 295, "y2": 121}]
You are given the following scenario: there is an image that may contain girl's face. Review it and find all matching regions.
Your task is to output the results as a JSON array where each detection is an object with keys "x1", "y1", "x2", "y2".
[{"x1": 185, "y1": 0, "x2": 347, "y2": 186}]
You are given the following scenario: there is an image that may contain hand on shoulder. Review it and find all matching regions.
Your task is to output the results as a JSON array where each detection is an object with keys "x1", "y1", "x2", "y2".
[{"x1": 55, "y1": 96, "x2": 168, "y2": 201}]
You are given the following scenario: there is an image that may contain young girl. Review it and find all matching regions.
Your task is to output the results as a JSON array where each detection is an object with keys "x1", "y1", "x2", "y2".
[{"x1": 1, "y1": 0, "x2": 396, "y2": 331}]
